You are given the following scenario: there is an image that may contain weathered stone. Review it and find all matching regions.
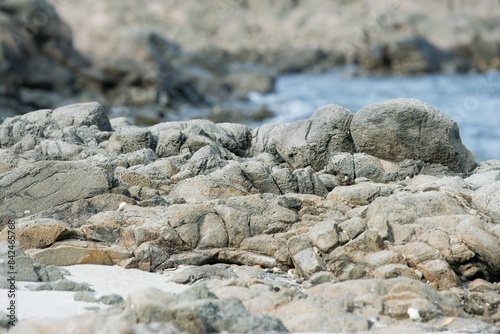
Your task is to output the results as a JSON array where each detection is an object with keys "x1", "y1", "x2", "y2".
[
  {"x1": 51, "y1": 102, "x2": 111, "y2": 131},
  {"x1": 2, "y1": 219, "x2": 71, "y2": 250},
  {"x1": 251, "y1": 104, "x2": 354, "y2": 170},
  {"x1": 456, "y1": 217, "x2": 500, "y2": 275},
  {"x1": 350, "y1": 98, "x2": 476, "y2": 173},
  {"x1": 292, "y1": 248, "x2": 327, "y2": 278},
  {"x1": 471, "y1": 181, "x2": 500, "y2": 222},
  {"x1": 309, "y1": 220, "x2": 342, "y2": 252},
  {"x1": 417, "y1": 259, "x2": 457, "y2": 290},
  {"x1": 107, "y1": 126, "x2": 152, "y2": 153},
  {"x1": 26, "y1": 240, "x2": 131, "y2": 266},
  {"x1": 0, "y1": 161, "x2": 111, "y2": 222},
  {"x1": 374, "y1": 264, "x2": 418, "y2": 280},
  {"x1": 327, "y1": 182, "x2": 393, "y2": 207},
  {"x1": 155, "y1": 128, "x2": 184, "y2": 158}
]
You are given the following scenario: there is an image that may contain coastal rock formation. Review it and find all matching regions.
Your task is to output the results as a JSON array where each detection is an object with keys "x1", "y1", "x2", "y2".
[
  {"x1": 351, "y1": 98, "x2": 476, "y2": 173},
  {"x1": 0, "y1": 99, "x2": 499, "y2": 333}
]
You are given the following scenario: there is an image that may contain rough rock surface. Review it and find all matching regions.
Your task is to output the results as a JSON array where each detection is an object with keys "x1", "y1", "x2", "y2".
[
  {"x1": 351, "y1": 98, "x2": 476, "y2": 173},
  {"x1": 0, "y1": 100, "x2": 499, "y2": 333}
]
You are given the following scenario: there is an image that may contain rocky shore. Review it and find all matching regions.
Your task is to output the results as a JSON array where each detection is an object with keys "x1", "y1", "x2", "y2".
[{"x1": 0, "y1": 98, "x2": 499, "y2": 333}]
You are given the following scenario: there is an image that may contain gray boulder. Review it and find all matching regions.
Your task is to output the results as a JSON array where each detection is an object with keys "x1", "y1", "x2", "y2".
[
  {"x1": 51, "y1": 102, "x2": 111, "y2": 131},
  {"x1": 251, "y1": 104, "x2": 354, "y2": 170},
  {"x1": 107, "y1": 126, "x2": 152, "y2": 153},
  {"x1": 0, "y1": 161, "x2": 111, "y2": 221},
  {"x1": 350, "y1": 98, "x2": 476, "y2": 173}
]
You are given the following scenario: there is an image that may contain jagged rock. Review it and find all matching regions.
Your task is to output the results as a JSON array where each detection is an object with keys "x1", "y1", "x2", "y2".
[
  {"x1": 292, "y1": 248, "x2": 327, "y2": 278},
  {"x1": 107, "y1": 126, "x2": 152, "y2": 153},
  {"x1": 456, "y1": 217, "x2": 500, "y2": 278},
  {"x1": 251, "y1": 104, "x2": 354, "y2": 170},
  {"x1": 350, "y1": 98, "x2": 476, "y2": 173}
]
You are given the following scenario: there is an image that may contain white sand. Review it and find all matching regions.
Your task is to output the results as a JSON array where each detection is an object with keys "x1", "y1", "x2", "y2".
[{"x1": 0, "y1": 265, "x2": 189, "y2": 321}]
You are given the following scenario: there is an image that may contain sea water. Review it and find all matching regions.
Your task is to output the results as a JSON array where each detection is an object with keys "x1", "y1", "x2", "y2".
[{"x1": 251, "y1": 69, "x2": 500, "y2": 162}]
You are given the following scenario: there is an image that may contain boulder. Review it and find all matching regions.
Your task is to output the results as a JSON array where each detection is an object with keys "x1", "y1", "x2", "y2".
[
  {"x1": 0, "y1": 161, "x2": 111, "y2": 222},
  {"x1": 350, "y1": 98, "x2": 476, "y2": 173},
  {"x1": 51, "y1": 102, "x2": 111, "y2": 131},
  {"x1": 251, "y1": 104, "x2": 354, "y2": 170},
  {"x1": 26, "y1": 240, "x2": 131, "y2": 266}
]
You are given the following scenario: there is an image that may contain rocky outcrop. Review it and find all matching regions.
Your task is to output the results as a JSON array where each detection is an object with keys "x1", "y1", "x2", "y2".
[
  {"x1": 0, "y1": 100, "x2": 499, "y2": 333},
  {"x1": 351, "y1": 98, "x2": 476, "y2": 173}
]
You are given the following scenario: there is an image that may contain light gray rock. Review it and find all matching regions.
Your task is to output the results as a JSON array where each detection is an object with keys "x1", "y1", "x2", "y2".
[
  {"x1": 293, "y1": 168, "x2": 328, "y2": 196},
  {"x1": 241, "y1": 160, "x2": 281, "y2": 194},
  {"x1": 107, "y1": 126, "x2": 152, "y2": 153},
  {"x1": 181, "y1": 145, "x2": 233, "y2": 176},
  {"x1": 327, "y1": 182, "x2": 393, "y2": 207},
  {"x1": 470, "y1": 181, "x2": 500, "y2": 222},
  {"x1": 350, "y1": 98, "x2": 476, "y2": 173},
  {"x1": 456, "y1": 217, "x2": 500, "y2": 275},
  {"x1": 155, "y1": 128, "x2": 184, "y2": 158},
  {"x1": 326, "y1": 153, "x2": 355, "y2": 184},
  {"x1": 26, "y1": 240, "x2": 131, "y2": 266},
  {"x1": 292, "y1": 248, "x2": 327, "y2": 278},
  {"x1": 214, "y1": 205, "x2": 250, "y2": 247},
  {"x1": 0, "y1": 161, "x2": 111, "y2": 221},
  {"x1": 309, "y1": 220, "x2": 342, "y2": 252},
  {"x1": 251, "y1": 104, "x2": 354, "y2": 170},
  {"x1": 51, "y1": 102, "x2": 112, "y2": 131}
]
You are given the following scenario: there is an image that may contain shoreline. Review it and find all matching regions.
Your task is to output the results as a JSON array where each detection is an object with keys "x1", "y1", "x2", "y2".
[{"x1": 0, "y1": 98, "x2": 499, "y2": 333}]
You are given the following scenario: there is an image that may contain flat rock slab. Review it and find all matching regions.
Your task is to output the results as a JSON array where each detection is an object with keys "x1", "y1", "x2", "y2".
[{"x1": 0, "y1": 161, "x2": 111, "y2": 222}]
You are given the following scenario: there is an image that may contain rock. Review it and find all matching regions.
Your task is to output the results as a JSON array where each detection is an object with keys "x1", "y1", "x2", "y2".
[
  {"x1": 251, "y1": 104, "x2": 354, "y2": 170},
  {"x1": 0, "y1": 161, "x2": 111, "y2": 222},
  {"x1": 470, "y1": 181, "x2": 500, "y2": 222},
  {"x1": 456, "y1": 217, "x2": 500, "y2": 278},
  {"x1": 51, "y1": 102, "x2": 111, "y2": 131},
  {"x1": 327, "y1": 182, "x2": 393, "y2": 207},
  {"x1": 416, "y1": 259, "x2": 457, "y2": 290},
  {"x1": 26, "y1": 240, "x2": 131, "y2": 266},
  {"x1": 27, "y1": 278, "x2": 94, "y2": 292},
  {"x1": 126, "y1": 287, "x2": 177, "y2": 323},
  {"x1": 309, "y1": 220, "x2": 342, "y2": 252},
  {"x1": 98, "y1": 294, "x2": 124, "y2": 305},
  {"x1": 107, "y1": 126, "x2": 152, "y2": 153},
  {"x1": 13, "y1": 219, "x2": 71, "y2": 250},
  {"x1": 360, "y1": 37, "x2": 443, "y2": 74},
  {"x1": 350, "y1": 98, "x2": 476, "y2": 173},
  {"x1": 292, "y1": 248, "x2": 327, "y2": 278}
]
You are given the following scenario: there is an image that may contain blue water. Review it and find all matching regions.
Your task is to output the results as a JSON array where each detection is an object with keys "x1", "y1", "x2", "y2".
[{"x1": 250, "y1": 69, "x2": 500, "y2": 162}]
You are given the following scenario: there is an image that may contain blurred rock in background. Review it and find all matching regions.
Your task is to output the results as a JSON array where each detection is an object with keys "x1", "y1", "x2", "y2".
[{"x1": 1, "y1": 0, "x2": 499, "y2": 125}]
